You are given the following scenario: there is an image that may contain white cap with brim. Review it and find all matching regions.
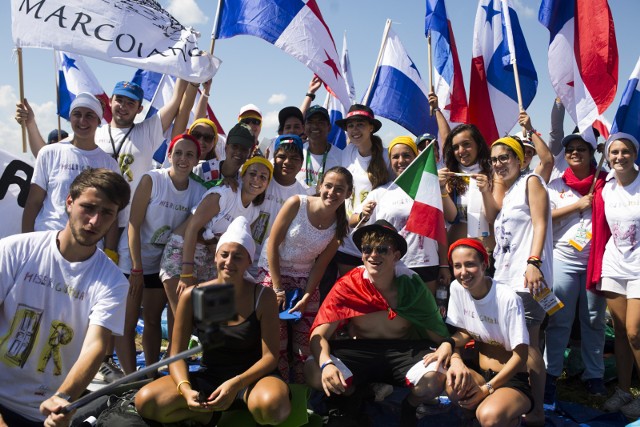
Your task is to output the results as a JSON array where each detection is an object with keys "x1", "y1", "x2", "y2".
[
  {"x1": 605, "y1": 132, "x2": 640, "y2": 156},
  {"x1": 238, "y1": 103, "x2": 262, "y2": 119},
  {"x1": 70, "y1": 92, "x2": 103, "y2": 119},
  {"x1": 216, "y1": 217, "x2": 256, "y2": 262}
]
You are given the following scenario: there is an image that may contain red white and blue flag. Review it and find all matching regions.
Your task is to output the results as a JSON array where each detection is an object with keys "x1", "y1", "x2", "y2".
[
  {"x1": 215, "y1": 0, "x2": 350, "y2": 110},
  {"x1": 364, "y1": 23, "x2": 437, "y2": 138},
  {"x1": 611, "y1": 57, "x2": 640, "y2": 165},
  {"x1": 325, "y1": 33, "x2": 355, "y2": 150},
  {"x1": 469, "y1": 0, "x2": 537, "y2": 144},
  {"x1": 425, "y1": 0, "x2": 468, "y2": 124},
  {"x1": 539, "y1": 0, "x2": 618, "y2": 134},
  {"x1": 56, "y1": 51, "x2": 111, "y2": 123}
]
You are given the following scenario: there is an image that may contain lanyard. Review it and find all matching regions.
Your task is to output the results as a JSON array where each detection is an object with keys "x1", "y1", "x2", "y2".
[
  {"x1": 107, "y1": 124, "x2": 135, "y2": 160},
  {"x1": 305, "y1": 145, "x2": 330, "y2": 186}
]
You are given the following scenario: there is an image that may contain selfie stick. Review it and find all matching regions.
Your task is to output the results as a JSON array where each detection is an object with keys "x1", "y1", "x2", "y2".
[{"x1": 61, "y1": 345, "x2": 203, "y2": 414}]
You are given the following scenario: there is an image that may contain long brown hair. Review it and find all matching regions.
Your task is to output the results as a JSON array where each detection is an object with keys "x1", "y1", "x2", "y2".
[
  {"x1": 367, "y1": 135, "x2": 389, "y2": 189},
  {"x1": 443, "y1": 124, "x2": 491, "y2": 195},
  {"x1": 321, "y1": 166, "x2": 353, "y2": 244}
]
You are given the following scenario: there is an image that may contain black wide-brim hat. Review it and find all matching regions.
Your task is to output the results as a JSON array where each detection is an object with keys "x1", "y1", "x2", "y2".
[
  {"x1": 335, "y1": 104, "x2": 382, "y2": 133},
  {"x1": 352, "y1": 219, "x2": 407, "y2": 257}
]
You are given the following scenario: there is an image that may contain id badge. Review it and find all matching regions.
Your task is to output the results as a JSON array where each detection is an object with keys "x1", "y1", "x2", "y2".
[{"x1": 568, "y1": 221, "x2": 592, "y2": 251}]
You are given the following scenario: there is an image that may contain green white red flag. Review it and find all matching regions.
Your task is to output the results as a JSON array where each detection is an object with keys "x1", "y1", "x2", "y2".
[{"x1": 392, "y1": 144, "x2": 447, "y2": 246}]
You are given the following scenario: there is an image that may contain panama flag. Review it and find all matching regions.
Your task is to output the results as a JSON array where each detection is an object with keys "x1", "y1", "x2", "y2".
[
  {"x1": 425, "y1": 0, "x2": 468, "y2": 124},
  {"x1": 216, "y1": 0, "x2": 350, "y2": 110},
  {"x1": 364, "y1": 22, "x2": 437, "y2": 137},
  {"x1": 393, "y1": 144, "x2": 446, "y2": 245},
  {"x1": 469, "y1": 0, "x2": 537, "y2": 144},
  {"x1": 611, "y1": 57, "x2": 640, "y2": 165},
  {"x1": 56, "y1": 51, "x2": 111, "y2": 123},
  {"x1": 539, "y1": 0, "x2": 618, "y2": 134},
  {"x1": 325, "y1": 33, "x2": 355, "y2": 149}
]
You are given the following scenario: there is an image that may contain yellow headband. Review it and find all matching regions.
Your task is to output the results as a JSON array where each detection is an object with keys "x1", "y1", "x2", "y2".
[
  {"x1": 492, "y1": 137, "x2": 524, "y2": 167},
  {"x1": 388, "y1": 136, "x2": 418, "y2": 156},
  {"x1": 188, "y1": 118, "x2": 219, "y2": 146},
  {"x1": 238, "y1": 113, "x2": 262, "y2": 123},
  {"x1": 241, "y1": 156, "x2": 273, "y2": 183}
]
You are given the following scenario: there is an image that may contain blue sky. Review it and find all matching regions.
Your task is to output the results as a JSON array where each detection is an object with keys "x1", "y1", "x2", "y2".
[{"x1": 2, "y1": 0, "x2": 638, "y2": 160}]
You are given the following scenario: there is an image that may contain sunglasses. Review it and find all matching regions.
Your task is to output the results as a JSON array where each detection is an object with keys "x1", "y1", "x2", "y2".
[
  {"x1": 241, "y1": 118, "x2": 262, "y2": 126},
  {"x1": 190, "y1": 131, "x2": 215, "y2": 143},
  {"x1": 361, "y1": 245, "x2": 391, "y2": 255},
  {"x1": 490, "y1": 154, "x2": 512, "y2": 165},
  {"x1": 565, "y1": 147, "x2": 588, "y2": 154}
]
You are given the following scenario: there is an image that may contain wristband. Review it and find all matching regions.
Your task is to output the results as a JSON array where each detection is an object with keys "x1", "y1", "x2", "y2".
[
  {"x1": 432, "y1": 107, "x2": 441, "y2": 113},
  {"x1": 439, "y1": 265, "x2": 450, "y2": 269},
  {"x1": 189, "y1": 82, "x2": 199, "y2": 88},
  {"x1": 442, "y1": 337, "x2": 455, "y2": 350},
  {"x1": 306, "y1": 92, "x2": 316, "y2": 101},
  {"x1": 484, "y1": 382, "x2": 495, "y2": 394},
  {"x1": 130, "y1": 269, "x2": 143, "y2": 275},
  {"x1": 182, "y1": 261, "x2": 195, "y2": 265},
  {"x1": 202, "y1": 93, "x2": 210, "y2": 98},
  {"x1": 320, "y1": 360, "x2": 335, "y2": 371},
  {"x1": 527, "y1": 128, "x2": 537, "y2": 138},
  {"x1": 54, "y1": 391, "x2": 72, "y2": 402},
  {"x1": 179, "y1": 273, "x2": 194, "y2": 279},
  {"x1": 176, "y1": 380, "x2": 191, "y2": 395},
  {"x1": 104, "y1": 248, "x2": 119, "y2": 264},
  {"x1": 441, "y1": 192, "x2": 449, "y2": 198}
]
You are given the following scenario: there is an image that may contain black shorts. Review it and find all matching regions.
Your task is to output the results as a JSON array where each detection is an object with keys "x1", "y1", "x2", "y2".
[
  {"x1": 124, "y1": 273, "x2": 164, "y2": 289},
  {"x1": 329, "y1": 339, "x2": 435, "y2": 387},
  {"x1": 334, "y1": 251, "x2": 363, "y2": 267},
  {"x1": 479, "y1": 368, "x2": 534, "y2": 414},
  {"x1": 411, "y1": 266, "x2": 440, "y2": 283}
]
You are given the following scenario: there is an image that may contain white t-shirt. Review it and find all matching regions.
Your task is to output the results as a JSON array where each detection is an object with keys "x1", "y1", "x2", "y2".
[
  {"x1": 0, "y1": 231, "x2": 128, "y2": 421},
  {"x1": 31, "y1": 142, "x2": 120, "y2": 232},
  {"x1": 95, "y1": 114, "x2": 165, "y2": 227},
  {"x1": 296, "y1": 143, "x2": 343, "y2": 195},
  {"x1": 340, "y1": 144, "x2": 390, "y2": 257},
  {"x1": 602, "y1": 171, "x2": 640, "y2": 279},
  {"x1": 447, "y1": 279, "x2": 529, "y2": 351},
  {"x1": 547, "y1": 177, "x2": 592, "y2": 266},
  {"x1": 357, "y1": 183, "x2": 439, "y2": 268},
  {"x1": 493, "y1": 174, "x2": 554, "y2": 290},
  {"x1": 250, "y1": 178, "x2": 307, "y2": 275},
  {"x1": 199, "y1": 185, "x2": 261, "y2": 242},
  {"x1": 118, "y1": 169, "x2": 206, "y2": 273}
]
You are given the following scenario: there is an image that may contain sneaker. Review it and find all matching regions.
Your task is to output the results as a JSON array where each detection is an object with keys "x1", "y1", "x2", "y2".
[
  {"x1": 603, "y1": 387, "x2": 633, "y2": 412},
  {"x1": 369, "y1": 382, "x2": 394, "y2": 402},
  {"x1": 544, "y1": 374, "x2": 557, "y2": 406},
  {"x1": 621, "y1": 396, "x2": 640, "y2": 420},
  {"x1": 95, "y1": 358, "x2": 125, "y2": 383},
  {"x1": 585, "y1": 378, "x2": 607, "y2": 397}
]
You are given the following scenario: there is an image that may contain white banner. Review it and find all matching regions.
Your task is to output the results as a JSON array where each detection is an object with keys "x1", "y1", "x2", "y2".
[
  {"x1": 11, "y1": 0, "x2": 219, "y2": 83},
  {"x1": 0, "y1": 149, "x2": 33, "y2": 239}
]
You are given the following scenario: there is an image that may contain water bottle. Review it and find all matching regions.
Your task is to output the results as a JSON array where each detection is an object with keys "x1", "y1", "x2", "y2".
[{"x1": 435, "y1": 284, "x2": 448, "y2": 319}]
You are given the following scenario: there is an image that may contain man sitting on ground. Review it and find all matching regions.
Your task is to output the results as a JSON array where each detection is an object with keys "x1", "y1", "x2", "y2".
[
  {"x1": 0, "y1": 168, "x2": 130, "y2": 427},
  {"x1": 305, "y1": 220, "x2": 450, "y2": 426}
]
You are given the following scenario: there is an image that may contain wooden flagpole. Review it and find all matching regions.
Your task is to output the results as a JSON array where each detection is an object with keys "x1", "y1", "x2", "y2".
[
  {"x1": 17, "y1": 47, "x2": 27, "y2": 153},
  {"x1": 209, "y1": 0, "x2": 224, "y2": 55},
  {"x1": 54, "y1": 50, "x2": 61, "y2": 140},
  {"x1": 427, "y1": 30, "x2": 434, "y2": 116}
]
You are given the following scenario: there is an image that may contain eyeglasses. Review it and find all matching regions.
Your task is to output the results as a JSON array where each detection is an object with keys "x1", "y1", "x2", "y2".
[
  {"x1": 241, "y1": 118, "x2": 262, "y2": 126},
  {"x1": 565, "y1": 147, "x2": 588, "y2": 154},
  {"x1": 361, "y1": 245, "x2": 390, "y2": 255},
  {"x1": 190, "y1": 131, "x2": 215, "y2": 143},
  {"x1": 490, "y1": 154, "x2": 512, "y2": 165}
]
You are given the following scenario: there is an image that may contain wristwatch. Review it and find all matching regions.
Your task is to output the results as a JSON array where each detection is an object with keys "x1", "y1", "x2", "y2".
[
  {"x1": 484, "y1": 382, "x2": 494, "y2": 395},
  {"x1": 54, "y1": 391, "x2": 72, "y2": 401}
]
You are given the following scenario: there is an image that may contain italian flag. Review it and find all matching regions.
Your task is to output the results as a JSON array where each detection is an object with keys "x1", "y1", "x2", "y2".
[{"x1": 393, "y1": 144, "x2": 447, "y2": 246}]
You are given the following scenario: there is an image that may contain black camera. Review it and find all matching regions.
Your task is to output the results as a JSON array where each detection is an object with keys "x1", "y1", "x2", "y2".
[{"x1": 192, "y1": 284, "x2": 237, "y2": 350}]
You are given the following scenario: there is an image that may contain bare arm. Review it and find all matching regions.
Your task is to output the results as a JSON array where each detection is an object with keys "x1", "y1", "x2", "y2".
[
  {"x1": 429, "y1": 92, "x2": 451, "y2": 143},
  {"x1": 159, "y1": 78, "x2": 189, "y2": 133},
  {"x1": 40, "y1": 324, "x2": 111, "y2": 426},
  {"x1": 193, "y1": 79, "x2": 212, "y2": 120},
  {"x1": 551, "y1": 194, "x2": 592, "y2": 222},
  {"x1": 300, "y1": 76, "x2": 322, "y2": 115},
  {"x1": 127, "y1": 175, "x2": 152, "y2": 298},
  {"x1": 519, "y1": 111, "x2": 554, "y2": 183},
  {"x1": 290, "y1": 239, "x2": 340, "y2": 314},
  {"x1": 15, "y1": 99, "x2": 47, "y2": 157},
  {"x1": 438, "y1": 170, "x2": 458, "y2": 223},
  {"x1": 525, "y1": 176, "x2": 550, "y2": 293},
  {"x1": 22, "y1": 184, "x2": 46, "y2": 233},
  {"x1": 167, "y1": 286, "x2": 198, "y2": 405},
  {"x1": 171, "y1": 83, "x2": 199, "y2": 139}
]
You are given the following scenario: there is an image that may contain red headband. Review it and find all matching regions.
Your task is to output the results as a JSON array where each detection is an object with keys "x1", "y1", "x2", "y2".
[
  {"x1": 448, "y1": 238, "x2": 489, "y2": 266},
  {"x1": 346, "y1": 110, "x2": 375, "y2": 120},
  {"x1": 168, "y1": 133, "x2": 201, "y2": 158}
]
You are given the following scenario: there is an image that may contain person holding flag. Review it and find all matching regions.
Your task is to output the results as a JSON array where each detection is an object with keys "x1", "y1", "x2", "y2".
[{"x1": 355, "y1": 137, "x2": 449, "y2": 295}]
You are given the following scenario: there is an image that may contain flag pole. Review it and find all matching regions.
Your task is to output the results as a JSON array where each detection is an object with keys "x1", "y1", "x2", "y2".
[
  {"x1": 427, "y1": 30, "x2": 434, "y2": 116},
  {"x1": 209, "y1": 0, "x2": 224, "y2": 55},
  {"x1": 54, "y1": 51, "x2": 61, "y2": 139},
  {"x1": 588, "y1": 153, "x2": 607, "y2": 195},
  {"x1": 362, "y1": 19, "x2": 392, "y2": 107},
  {"x1": 17, "y1": 47, "x2": 27, "y2": 153}
]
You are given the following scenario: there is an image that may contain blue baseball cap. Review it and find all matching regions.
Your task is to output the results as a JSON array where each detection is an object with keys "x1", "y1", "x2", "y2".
[
  {"x1": 274, "y1": 134, "x2": 304, "y2": 156},
  {"x1": 112, "y1": 81, "x2": 144, "y2": 102}
]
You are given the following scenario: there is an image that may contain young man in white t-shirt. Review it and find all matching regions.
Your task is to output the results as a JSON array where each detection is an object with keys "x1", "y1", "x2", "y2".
[{"x1": 0, "y1": 168, "x2": 131, "y2": 427}]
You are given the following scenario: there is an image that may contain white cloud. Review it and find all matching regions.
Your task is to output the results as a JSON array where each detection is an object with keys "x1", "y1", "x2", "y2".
[
  {"x1": 262, "y1": 110, "x2": 279, "y2": 134},
  {"x1": 165, "y1": 0, "x2": 209, "y2": 27},
  {"x1": 511, "y1": 0, "x2": 536, "y2": 18},
  {"x1": 268, "y1": 93, "x2": 287, "y2": 105},
  {"x1": 0, "y1": 86, "x2": 58, "y2": 161}
]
